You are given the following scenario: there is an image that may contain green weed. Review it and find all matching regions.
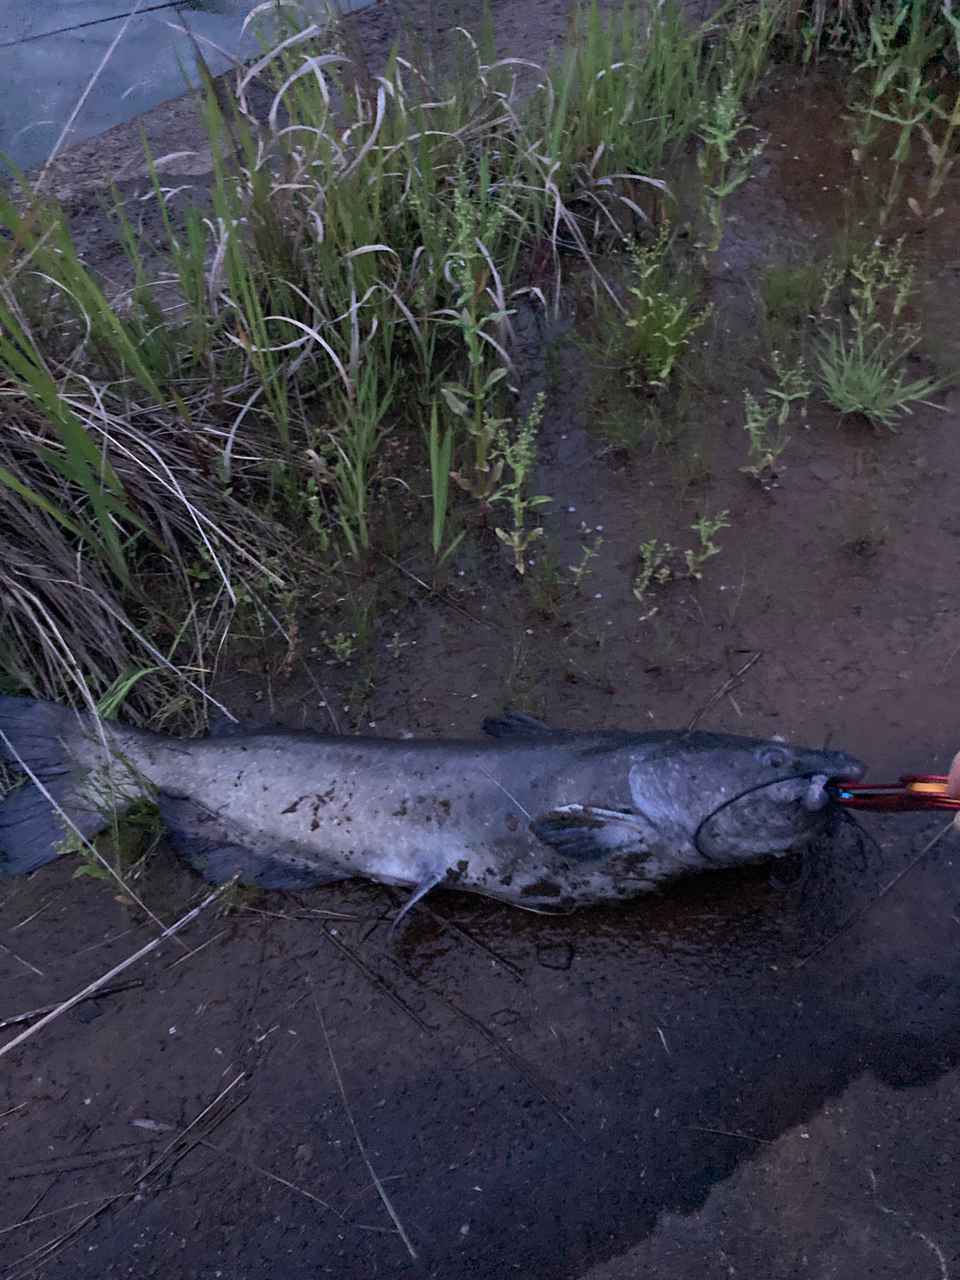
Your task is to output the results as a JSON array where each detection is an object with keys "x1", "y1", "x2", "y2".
[
  {"x1": 815, "y1": 329, "x2": 943, "y2": 428},
  {"x1": 763, "y1": 262, "x2": 822, "y2": 326},
  {"x1": 569, "y1": 525, "x2": 604, "y2": 588},
  {"x1": 633, "y1": 538, "x2": 671, "y2": 618},
  {"x1": 741, "y1": 390, "x2": 787, "y2": 484},
  {"x1": 490, "y1": 393, "x2": 551, "y2": 575},
  {"x1": 685, "y1": 511, "x2": 730, "y2": 578},
  {"x1": 814, "y1": 238, "x2": 947, "y2": 427},
  {"x1": 621, "y1": 231, "x2": 711, "y2": 386},
  {"x1": 696, "y1": 78, "x2": 766, "y2": 253}
]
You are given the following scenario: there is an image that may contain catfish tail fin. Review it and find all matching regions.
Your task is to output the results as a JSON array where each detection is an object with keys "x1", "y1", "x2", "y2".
[{"x1": 0, "y1": 696, "x2": 114, "y2": 877}]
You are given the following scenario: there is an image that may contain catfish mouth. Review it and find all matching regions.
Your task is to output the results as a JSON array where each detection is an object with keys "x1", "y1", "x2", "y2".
[{"x1": 694, "y1": 762, "x2": 865, "y2": 861}]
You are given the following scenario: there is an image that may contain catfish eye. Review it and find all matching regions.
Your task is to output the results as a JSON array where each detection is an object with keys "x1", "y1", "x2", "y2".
[{"x1": 761, "y1": 749, "x2": 785, "y2": 769}]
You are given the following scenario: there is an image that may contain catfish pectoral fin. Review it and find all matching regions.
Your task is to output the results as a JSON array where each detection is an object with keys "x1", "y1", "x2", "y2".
[{"x1": 529, "y1": 805, "x2": 655, "y2": 860}]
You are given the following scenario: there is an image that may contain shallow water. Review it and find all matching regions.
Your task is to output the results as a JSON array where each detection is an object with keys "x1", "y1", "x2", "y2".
[{"x1": 0, "y1": 0, "x2": 373, "y2": 173}]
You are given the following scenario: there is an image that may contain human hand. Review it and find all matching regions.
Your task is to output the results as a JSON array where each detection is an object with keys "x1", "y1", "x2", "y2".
[{"x1": 948, "y1": 752, "x2": 960, "y2": 831}]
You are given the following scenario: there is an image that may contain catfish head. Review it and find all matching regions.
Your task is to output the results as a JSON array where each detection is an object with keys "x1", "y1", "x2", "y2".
[
  {"x1": 625, "y1": 731, "x2": 865, "y2": 866},
  {"x1": 524, "y1": 730, "x2": 866, "y2": 905}
]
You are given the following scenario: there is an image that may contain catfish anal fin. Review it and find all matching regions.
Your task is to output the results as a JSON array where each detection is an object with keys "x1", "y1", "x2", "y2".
[{"x1": 157, "y1": 795, "x2": 340, "y2": 890}]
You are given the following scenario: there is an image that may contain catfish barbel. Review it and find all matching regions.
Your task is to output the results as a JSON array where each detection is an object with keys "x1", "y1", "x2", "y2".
[{"x1": 0, "y1": 697, "x2": 863, "y2": 916}]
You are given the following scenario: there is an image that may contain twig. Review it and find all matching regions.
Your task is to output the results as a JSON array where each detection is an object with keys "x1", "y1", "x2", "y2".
[
  {"x1": 686, "y1": 1124, "x2": 774, "y2": 1143},
  {"x1": 9, "y1": 1143, "x2": 158, "y2": 1179},
  {"x1": 165, "y1": 928, "x2": 229, "y2": 970},
  {"x1": 11, "y1": 889, "x2": 65, "y2": 929},
  {"x1": 379, "y1": 553, "x2": 494, "y2": 630},
  {"x1": 4, "y1": 1074, "x2": 246, "y2": 1279},
  {"x1": 198, "y1": 1138, "x2": 343, "y2": 1216},
  {"x1": 395, "y1": 963, "x2": 583, "y2": 1143},
  {"x1": 795, "y1": 818, "x2": 955, "y2": 969},
  {"x1": 296, "y1": 653, "x2": 342, "y2": 734},
  {"x1": 686, "y1": 651, "x2": 762, "y2": 732},
  {"x1": 414, "y1": 903, "x2": 525, "y2": 980},
  {"x1": 321, "y1": 924, "x2": 434, "y2": 1033},
  {"x1": 0, "y1": 941, "x2": 44, "y2": 978},
  {"x1": 0, "y1": 880, "x2": 236, "y2": 1059},
  {"x1": 0, "y1": 1198, "x2": 117, "y2": 1238},
  {"x1": 0, "y1": 980, "x2": 142, "y2": 1031},
  {"x1": 308, "y1": 974, "x2": 418, "y2": 1260}
]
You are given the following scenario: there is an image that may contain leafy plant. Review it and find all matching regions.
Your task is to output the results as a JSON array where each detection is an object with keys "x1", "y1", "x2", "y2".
[
  {"x1": 696, "y1": 78, "x2": 766, "y2": 252},
  {"x1": 569, "y1": 524, "x2": 603, "y2": 587},
  {"x1": 620, "y1": 231, "x2": 711, "y2": 386},
  {"x1": 685, "y1": 511, "x2": 730, "y2": 578},
  {"x1": 815, "y1": 329, "x2": 944, "y2": 428},
  {"x1": 489, "y1": 393, "x2": 551, "y2": 575},
  {"x1": 741, "y1": 390, "x2": 787, "y2": 484},
  {"x1": 814, "y1": 238, "x2": 947, "y2": 428},
  {"x1": 633, "y1": 538, "x2": 671, "y2": 618}
]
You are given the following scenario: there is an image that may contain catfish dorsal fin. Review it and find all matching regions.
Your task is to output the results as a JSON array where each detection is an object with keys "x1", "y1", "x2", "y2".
[
  {"x1": 208, "y1": 714, "x2": 267, "y2": 739},
  {"x1": 483, "y1": 712, "x2": 556, "y2": 739}
]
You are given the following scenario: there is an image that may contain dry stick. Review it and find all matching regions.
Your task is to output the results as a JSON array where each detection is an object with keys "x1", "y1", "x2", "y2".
[
  {"x1": 686, "y1": 652, "x2": 762, "y2": 732},
  {"x1": 5, "y1": 1074, "x2": 246, "y2": 1279},
  {"x1": 0, "y1": 980, "x2": 142, "y2": 1032},
  {"x1": 296, "y1": 652, "x2": 342, "y2": 735},
  {"x1": 165, "y1": 928, "x2": 229, "y2": 970},
  {"x1": 379, "y1": 553, "x2": 494, "y2": 630},
  {"x1": 0, "y1": 1198, "x2": 116, "y2": 1238},
  {"x1": 11, "y1": 889, "x2": 65, "y2": 929},
  {"x1": 138, "y1": 1088, "x2": 248, "y2": 1193},
  {"x1": 308, "y1": 974, "x2": 418, "y2": 1261},
  {"x1": 0, "y1": 941, "x2": 44, "y2": 978},
  {"x1": 414, "y1": 902, "x2": 525, "y2": 980},
  {"x1": 9, "y1": 1143, "x2": 159, "y2": 1179},
  {"x1": 0, "y1": 881, "x2": 234, "y2": 1059},
  {"x1": 237, "y1": 902, "x2": 358, "y2": 922},
  {"x1": 686, "y1": 1124, "x2": 774, "y2": 1144},
  {"x1": 321, "y1": 924, "x2": 434, "y2": 1034},
  {"x1": 795, "y1": 818, "x2": 956, "y2": 970},
  {"x1": 197, "y1": 1138, "x2": 343, "y2": 1216},
  {"x1": 417, "y1": 982, "x2": 584, "y2": 1144}
]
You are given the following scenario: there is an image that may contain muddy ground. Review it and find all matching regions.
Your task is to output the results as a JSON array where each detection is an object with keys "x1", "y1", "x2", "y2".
[{"x1": 3, "y1": 2, "x2": 960, "y2": 1277}]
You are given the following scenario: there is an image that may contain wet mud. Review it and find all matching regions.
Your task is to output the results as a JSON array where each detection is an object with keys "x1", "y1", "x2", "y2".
[{"x1": 2, "y1": 11, "x2": 960, "y2": 1280}]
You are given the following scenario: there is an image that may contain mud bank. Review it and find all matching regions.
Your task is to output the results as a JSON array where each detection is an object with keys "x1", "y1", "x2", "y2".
[{"x1": 2, "y1": 3, "x2": 960, "y2": 1278}]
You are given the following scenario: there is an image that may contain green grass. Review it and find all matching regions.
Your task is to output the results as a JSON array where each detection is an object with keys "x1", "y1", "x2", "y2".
[
  {"x1": 763, "y1": 262, "x2": 823, "y2": 326},
  {"x1": 11, "y1": 0, "x2": 930, "y2": 722},
  {"x1": 814, "y1": 328, "x2": 944, "y2": 428},
  {"x1": 811, "y1": 236, "x2": 948, "y2": 428}
]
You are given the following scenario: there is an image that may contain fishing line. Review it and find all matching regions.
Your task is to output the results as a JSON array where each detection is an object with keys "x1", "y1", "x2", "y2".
[
  {"x1": 693, "y1": 770, "x2": 831, "y2": 861},
  {"x1": 794, "y1": 816, "x2": 956, "y2": 969}
]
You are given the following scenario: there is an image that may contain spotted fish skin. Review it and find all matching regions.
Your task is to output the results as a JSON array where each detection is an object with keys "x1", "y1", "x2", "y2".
[{"x1": 0, "y1": 698, "x2": 863, "y2": 913}]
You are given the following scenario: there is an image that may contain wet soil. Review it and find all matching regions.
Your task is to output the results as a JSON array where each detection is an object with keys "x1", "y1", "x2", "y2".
[{"x1": 3, "y1": 10, "x2": 960, "y2": 1280}]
